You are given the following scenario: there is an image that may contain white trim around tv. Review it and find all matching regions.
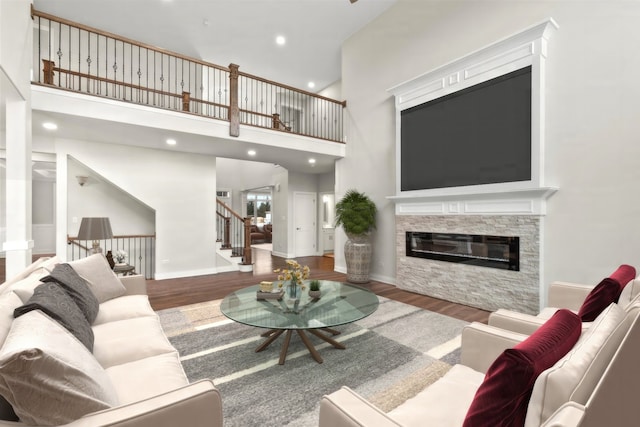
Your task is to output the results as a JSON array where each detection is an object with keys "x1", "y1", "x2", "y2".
[{"x1": 387, "y1": 17, "x2": 559, "y2": 216}]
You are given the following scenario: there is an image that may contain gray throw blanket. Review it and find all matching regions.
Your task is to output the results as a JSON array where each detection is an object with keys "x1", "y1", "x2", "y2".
[{"x1": 41, "y1": 263, "x2": 100, "y2": 324}]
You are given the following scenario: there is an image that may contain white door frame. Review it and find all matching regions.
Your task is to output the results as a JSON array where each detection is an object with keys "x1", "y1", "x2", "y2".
[{"x1": 293, "y1": 191, "x2": 317, "y2": 257}]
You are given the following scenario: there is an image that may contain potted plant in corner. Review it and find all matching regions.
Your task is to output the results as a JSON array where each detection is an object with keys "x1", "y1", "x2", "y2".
[{"x1": 335, "y1": 189, "x2": 377, "y2": 283}]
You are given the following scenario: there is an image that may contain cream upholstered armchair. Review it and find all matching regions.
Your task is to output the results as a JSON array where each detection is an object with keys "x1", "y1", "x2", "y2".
[
  {"x1": 489, "y1": 265, "x2": 637, "y2": 335},
  {"x1": 320, "y1": 300, "x2": 640, "y2": 427}
]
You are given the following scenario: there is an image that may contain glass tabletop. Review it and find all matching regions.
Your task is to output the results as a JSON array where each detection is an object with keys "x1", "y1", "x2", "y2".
[{"x1": 220, "y1": 280, "x2": 379, "y2": 330}]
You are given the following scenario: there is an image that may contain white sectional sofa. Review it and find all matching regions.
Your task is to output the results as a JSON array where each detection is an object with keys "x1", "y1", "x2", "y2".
[
  {"x1": 319, "y1": 300, "x2": 640, "y2": 426},
  {"x1": 0, "y1": 255, "x2": 222, "y2": 427}
]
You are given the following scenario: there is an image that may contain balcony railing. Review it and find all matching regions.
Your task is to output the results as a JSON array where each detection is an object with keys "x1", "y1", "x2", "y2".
[
  {"x1": 67, "y1": 234, "x2": 156, "y2": 279},
  {"x1": 31, "y1": 7, "x2": 346, "y2": 143}
]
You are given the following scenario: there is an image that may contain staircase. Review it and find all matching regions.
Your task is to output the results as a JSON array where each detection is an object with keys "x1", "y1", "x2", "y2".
[{"x1": 216, "y1": 199, "x2": 253, "y2": 272}]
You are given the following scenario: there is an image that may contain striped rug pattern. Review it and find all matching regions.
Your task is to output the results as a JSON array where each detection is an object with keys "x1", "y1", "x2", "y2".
[{"x1": 157, "y1": 296, "x2": 467, "y2": 426}]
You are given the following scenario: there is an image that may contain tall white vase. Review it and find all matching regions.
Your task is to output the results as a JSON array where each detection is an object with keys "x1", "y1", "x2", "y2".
[{"x1": 344, "y1": 233, "x2": 372, "y2": 283}]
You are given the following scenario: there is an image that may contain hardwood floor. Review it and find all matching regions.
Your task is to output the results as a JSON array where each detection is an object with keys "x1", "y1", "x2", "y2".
[
  {"x1": 147, "y1": 248, "x2": 490, "y2": 324},
  {"x1": 0, "y1": 248, "x2": 490, "y2": 323}
]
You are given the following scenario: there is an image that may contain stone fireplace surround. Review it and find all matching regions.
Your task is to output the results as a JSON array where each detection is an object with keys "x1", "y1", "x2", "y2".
[
  {"x1": 387, "y1": 19, "x2": 559, "y2": 314},
  {"x1": 397, "y1": 215, "x2": 540, "y2": 313}
]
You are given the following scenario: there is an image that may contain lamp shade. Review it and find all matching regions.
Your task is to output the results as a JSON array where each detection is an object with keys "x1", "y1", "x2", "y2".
[{"x1": 77, "y1": 217, "x2": 113, "y2": 240}]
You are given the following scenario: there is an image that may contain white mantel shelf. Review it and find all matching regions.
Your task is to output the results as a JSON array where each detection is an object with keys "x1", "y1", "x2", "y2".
[{"x1": 388, "y1": 187, "x2": 557, "y2": 216}]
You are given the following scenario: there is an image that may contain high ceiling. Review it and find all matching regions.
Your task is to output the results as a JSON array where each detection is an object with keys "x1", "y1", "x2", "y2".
[
  {"x1": 33, "y1": 0, "x2": 398, "y2": 92},
  {"x1": 26, "y1": 0, "x2": 398, "y2": 175}
]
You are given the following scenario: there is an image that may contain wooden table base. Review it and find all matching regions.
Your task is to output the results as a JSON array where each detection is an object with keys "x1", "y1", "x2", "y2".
[{"x1": 256, "y1": 328, "x2": 345, "y2": 364}]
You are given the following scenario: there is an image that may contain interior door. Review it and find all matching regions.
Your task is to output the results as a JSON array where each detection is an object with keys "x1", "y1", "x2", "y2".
[{"x1": 293, "y1": 192, "x2": 316, "y2": 257}]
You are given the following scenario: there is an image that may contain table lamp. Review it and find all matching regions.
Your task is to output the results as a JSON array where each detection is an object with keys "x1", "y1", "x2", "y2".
[{"x1": 77, "y1": 217, "x2": 113, "y2": 255}]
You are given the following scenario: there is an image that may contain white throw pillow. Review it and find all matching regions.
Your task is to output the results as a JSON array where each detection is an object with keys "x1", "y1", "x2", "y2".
[
  {"x1": 67, "y1": 254, "x2": 126, "y2": 303},
  {"x1": 4, "y1": 275, "x2": 43, "y2": 304},
  {"x1": 0, "y1": 292, "x2": 22, "y2": 346},
  {"x1": 0, "y1": 310, "x2": 119, "y2": 425},
  {"x1": 618, "y1": 277, "x2": 640, "y2": 309},
  {"x1": 524, "y1": 303, "x2": 624, "y2": 426}
]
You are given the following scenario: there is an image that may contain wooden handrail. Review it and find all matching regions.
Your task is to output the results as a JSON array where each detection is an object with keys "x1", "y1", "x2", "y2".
[
  {"x1": 216, "y1": 198, "x2": 251, "y2": 266},
  {"x1": 32, "y1": 6, "x2": 347, "y2": 143},
  {"x1": 217, "y1": 199, "x2": 243, "y2": 221},
  {"x1": 47, "y1": 66, "x2": 184, "y2": 99},
  {"x1": 238, "y1": 70, "x2": 347, "y2": 107},
  {"x1": 32, "y1": 6, "x2": 229, "y2": 73},
  {"x1": 68, "y1": 233, "x2": 156, "y2": 241}
]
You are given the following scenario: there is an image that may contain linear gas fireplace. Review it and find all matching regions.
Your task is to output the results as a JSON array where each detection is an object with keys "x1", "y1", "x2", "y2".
[{"x1": 406, "y1": 232, "x2": 519, "y2": 271}]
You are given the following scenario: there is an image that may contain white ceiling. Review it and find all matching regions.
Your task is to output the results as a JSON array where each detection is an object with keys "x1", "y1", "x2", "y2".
[{"x1": 26, "y1": 0, "x2": 397, "y2": 176}]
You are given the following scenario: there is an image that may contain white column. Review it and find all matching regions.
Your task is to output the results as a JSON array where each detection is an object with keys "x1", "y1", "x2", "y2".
[{"x1": 3, "y1": 97, "x2": 33, "y2": 279}]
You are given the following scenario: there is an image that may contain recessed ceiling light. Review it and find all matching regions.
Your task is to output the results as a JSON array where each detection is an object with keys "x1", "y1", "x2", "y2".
[
  {"x1": 42, "y1": 122, "x2": 57, "y2": 130},
  {"x1": 248, "y1": 150, "x2": 256, "y2": 156},
  {"x1": 275, "y1": 35, "x2": 286, "y2": 46},
  {"x1": 307, "y1": 82, "x2": 315, "y2": 89},
  {"x1": 166, "y1": 138, "x2": 177, "y2": 145},
  {"x1": 308, "y1": 158, "x2": 316, "y2": 164}
]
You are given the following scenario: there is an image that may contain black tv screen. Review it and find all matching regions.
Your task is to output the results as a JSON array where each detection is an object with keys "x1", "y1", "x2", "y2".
[{"x1": 400, "y1": 66, "x2": 532, "y2": 191}]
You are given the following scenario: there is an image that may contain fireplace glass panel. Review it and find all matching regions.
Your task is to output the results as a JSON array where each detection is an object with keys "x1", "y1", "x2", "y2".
[{"x1": 406, "y1": 232, "x2": 519, "y2": 271}]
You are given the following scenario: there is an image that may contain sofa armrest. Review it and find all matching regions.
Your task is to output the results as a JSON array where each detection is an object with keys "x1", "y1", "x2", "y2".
[
  {"x1": 488, "y1": 309, "x2": 547, "y2": 335},
  {"x1": 119, "y1": 275, "x2": 147, "y2": 296},
  {"x1": 319, "y1": 386, "x2": 402, "y2": 427},
  {"x1": 58, "y1": 380, "x2": 222, "y2": 427},
  {"x1": 548, "y1": 281, "x2": 592, "y2": 311},
  {"x1": 540, "y1": 402, "x2": 585, "y2": 427},
  {"x1": 460, "y1": 323, "x2": 529, "y2": 373}
]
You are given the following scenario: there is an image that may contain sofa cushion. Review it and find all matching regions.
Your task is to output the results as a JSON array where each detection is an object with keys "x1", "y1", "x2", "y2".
[
  {"x1": 609, "y1": 264, "x2": 636, "y2": 287},
  {"x1": 93, "y1": 295, "x2": 156, "y2": 325},
  {"x1": 389, "y1": 364, "x2": 484, "y2": 426},
  {"x1": 14, "y1": 282, "x2": 94, "y2": 351},
  {"x1": 92, "y1": 315, "x2": 176, "y2": 368},
  {"x1": 463, "y1": 309, "x2": 581, "y2": 427},
  {"x1": 577, "y1": 278, "x2": 622, "y2": 322},
  {"x1": 524, "y1": 303, "x2": 624, "y2": 426},
  {"x1": 577, "y1": 265, "x2": 636, "y2": 321},
  {"x1": 66, "y1": 254, "x2": 126, "y2": 303},
  {"x1": 618, "y1": 277, "x2": 640, "y2": 309},
  {"x1": 0, "y1": 256, "x2": 59, "y2": 290},
  {"x1": 0, "y1": 294, "x2": 22, "y2": 422},
  {"x1": 0, "y1": 310, "x2": 119, "y2": 426},
  {"x1": 4, "y1": 274, "x2": 43, "y2": 303},
  {"x1": 106, "y1": 351, "x2": 188, "y2": 404},
  {"x1": 41, "y1": 263, "x2": 100, "y2": 324},
  {"x1": 0, "y1": 292, "x2": 22, "y2": 347}
]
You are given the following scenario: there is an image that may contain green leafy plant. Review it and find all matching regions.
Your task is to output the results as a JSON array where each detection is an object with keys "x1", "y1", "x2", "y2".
[
  {"x1": 309, "y1": 280, "x2": 320, "y2": 292},
  {"x1": 335, "y1": 189, "x2": 377, "y2": 236}
]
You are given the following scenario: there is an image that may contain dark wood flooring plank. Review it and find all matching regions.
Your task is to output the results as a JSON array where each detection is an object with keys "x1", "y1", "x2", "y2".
[{"x1": 147, "y1": 248, "x2": 490, "y2": 324}]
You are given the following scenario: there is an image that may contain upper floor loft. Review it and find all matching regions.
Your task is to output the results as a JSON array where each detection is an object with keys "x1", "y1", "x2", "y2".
[{"x1": 30, "y1": 7, "x2": 346, "y2": 170}]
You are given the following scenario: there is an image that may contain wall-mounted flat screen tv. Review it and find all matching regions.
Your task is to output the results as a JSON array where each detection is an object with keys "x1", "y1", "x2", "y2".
[{"x1": 400, "y1": 66, "x2": 532, "y2": 191}]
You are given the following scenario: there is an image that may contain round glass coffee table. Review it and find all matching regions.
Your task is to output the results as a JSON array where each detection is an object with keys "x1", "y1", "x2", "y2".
[{"x1": 220, "y1": 280, "x2": 379, "y2": 364}]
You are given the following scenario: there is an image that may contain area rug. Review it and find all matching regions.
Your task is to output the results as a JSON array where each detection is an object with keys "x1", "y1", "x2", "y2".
[{"x1": 157, "y1": 297, "x2": 468, "y2": 426}]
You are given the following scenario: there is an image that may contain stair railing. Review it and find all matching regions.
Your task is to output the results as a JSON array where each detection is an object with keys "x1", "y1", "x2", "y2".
[
  {"x1": 67, "y1": 233, "x2": 156, "y2": 279},
  {"x1": 216, "y1": 199, "x2": 251, "y2": 266}
]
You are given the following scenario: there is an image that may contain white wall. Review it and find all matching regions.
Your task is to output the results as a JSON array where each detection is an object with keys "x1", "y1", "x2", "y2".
[
  {"x1": 1, "y1": 0, "x2": 32, "y2": 98},
  {"x1": 340, "y1": 0, "x2": 640, "y2": 288},
  {"x1": 54, "y1": 139, "x2": 217, "y2": 279},
  {"x1": 216, "y1": 158, "x2": 277, "y2": 212},
  {"x1": 67, "y1": 157, "x2": 155, "y2": 236}
]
